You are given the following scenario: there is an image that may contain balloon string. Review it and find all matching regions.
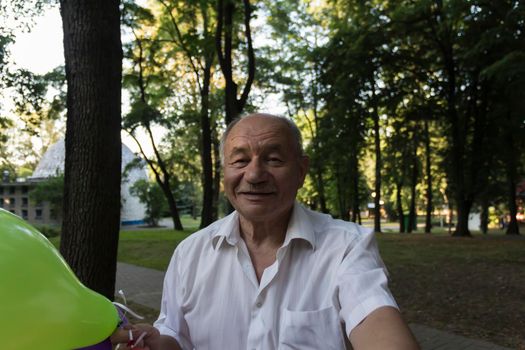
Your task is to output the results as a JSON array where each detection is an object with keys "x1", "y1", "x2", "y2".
[
  {"x1": 113, "y1": 302, "x2": 145, "y2": 320},
  {"x1": 117, "y1": 289, "x2": 127, "y2": 305},
  {"x1": 131, "y1": 332, "x2": 148, "y2": 349}
]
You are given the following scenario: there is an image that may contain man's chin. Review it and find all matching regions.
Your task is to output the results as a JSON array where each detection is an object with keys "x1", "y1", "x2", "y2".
[{"x1": 236, "y1": 202, "x2": 275, "y2": 218}]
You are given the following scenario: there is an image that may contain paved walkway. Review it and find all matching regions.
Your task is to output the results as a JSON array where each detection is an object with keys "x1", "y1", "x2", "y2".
[{"x1": 115, "y1": 262, "x2": 513, "y2": 350}]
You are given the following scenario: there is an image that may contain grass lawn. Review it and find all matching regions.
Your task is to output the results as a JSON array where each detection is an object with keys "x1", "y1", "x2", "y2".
[
  {"x1": 117, "y1": 215, "x2": 198, "y2": 270},
  {"x1": 117, "y1": 229, "x2": 189, "y2": 270}
]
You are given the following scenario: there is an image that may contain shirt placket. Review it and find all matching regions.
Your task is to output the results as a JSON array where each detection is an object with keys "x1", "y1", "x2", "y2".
[{"x1": 237, "y1": 241, "x2": 283, "y2": 350}]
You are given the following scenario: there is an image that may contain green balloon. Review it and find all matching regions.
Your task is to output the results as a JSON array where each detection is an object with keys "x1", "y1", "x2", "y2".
[{"x1": 0, "y1": 209, "x2": 118, "y2": 350}]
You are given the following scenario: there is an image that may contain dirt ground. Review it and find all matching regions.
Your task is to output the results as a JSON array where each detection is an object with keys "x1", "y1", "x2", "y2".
[{"x1": 382, "y1": 234, "x2": 525, "y2": 349}]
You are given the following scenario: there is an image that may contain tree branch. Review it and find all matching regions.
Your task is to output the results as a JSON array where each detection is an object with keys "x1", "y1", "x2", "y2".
[
  {"x1": 238, "y1": 0, "x2": 255, "y2": 109},
  {"x1": 157, "y1": 0, "x2": 204, "y2": 91}
]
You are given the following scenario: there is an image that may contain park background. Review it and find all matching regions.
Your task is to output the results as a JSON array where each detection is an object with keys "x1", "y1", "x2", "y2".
[{"x1": 1, "y1": 0, "x2": 524, "y2": 348}]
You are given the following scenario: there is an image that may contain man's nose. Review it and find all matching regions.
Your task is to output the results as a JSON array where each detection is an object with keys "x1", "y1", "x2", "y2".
[{"x1": 245, "y1": 158, "x2": 268, "y2": 184}]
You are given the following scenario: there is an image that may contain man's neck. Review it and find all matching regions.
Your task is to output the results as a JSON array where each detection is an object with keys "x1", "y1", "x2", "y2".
[
  {"x1": 238, "y1": 209, "x2": 293, "y2": 282},
  {"x1": 238, "y1": 210, "x2": 291, "y2": 247}
]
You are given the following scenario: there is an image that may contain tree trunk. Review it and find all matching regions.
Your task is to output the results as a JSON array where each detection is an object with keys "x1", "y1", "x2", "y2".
[
  {"x1": 311, "y1": 67, "x2": 327, "y2": 214},
  {"x1": 212, "y1": 125, "x2": 221, "y2": 221},
  {"x1": 447, "y1": 201, "x2": 454, "y2": 235},
  {"x1": 146, "y1": 124, "x2": 184, "y2": 231},
  {"x1": 314, "y1": 167, "x2": 328, "y2": 213},
  {"x1": 480, "y1": 197, "x2": 489, "y2": 234},
  {"x1": 158, "y1": 177, "x2": 183, "y2": 231},
  {"x1": 335, "y1": 164, "x2": 347, "y2": 220},
  {"x1": 351, "y1": 152, "x2": 360, "y2": 223},
  {"x1": 504, "y1": 117, "x2": 520, "y2": 235},
  {"x1": 216, "y1": 0, "x2": 255, "y2": 124},
  {"x1": 408, "y1": 146, "x2": 418, "y2": 233},
  {"x1": 371, "y1": 79, "x2": 381, "y2": 233},
  {"x1": 199, "y1": 59, "x2": 214, "y2": 229},
  {"x1": 434, "y1": 18, "x2": 470, "y2": 237},
  {"x1": 448, "y1": 87, "x2": 470, "y2": 236},
  {"x1": 396, "y1": 183, "x2": 405, "y2": 233},
  {"x1": 59, "y1": 0, "x2": 122, "y2": 299},
  {"x1": 453, "y1": 199, "x2": 472, "y2": 237},
  {"x1": 424, "y1": 119, "x2": 433, "y2": 233}
]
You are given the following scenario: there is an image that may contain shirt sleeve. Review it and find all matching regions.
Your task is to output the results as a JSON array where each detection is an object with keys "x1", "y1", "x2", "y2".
[
  {"x1": 337, "y1": 227, "x2": 398, "y2": 336},
  {"x1": 154, "y1": 248, "x2": 194, "y2": 350}
]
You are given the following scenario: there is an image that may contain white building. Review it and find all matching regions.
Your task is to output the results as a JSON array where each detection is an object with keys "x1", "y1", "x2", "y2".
[{"x1": 28, "y1": 139, "x2": 148, "y2": 225}]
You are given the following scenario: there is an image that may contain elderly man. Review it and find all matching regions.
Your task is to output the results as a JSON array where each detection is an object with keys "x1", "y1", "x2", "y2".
[{"x1": 154, "y1": 113, "x2": 419, "y2": 350}]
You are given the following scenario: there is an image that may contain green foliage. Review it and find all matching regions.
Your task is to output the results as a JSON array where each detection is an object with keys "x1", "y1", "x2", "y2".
[
  {"x1": 30, "y1": 174, "x2": 64, "y2": 220},
  {"x1": 124, "y1": 100, "x2": 163, "y2": 129},
  {"x1": 130, "y1": 179, "x2": 168, "y2": 227},
  {"x1": 35, "y1": 225, "x2": 60, "y2": 238},
  {"x1": 5, "y1": 66, "x2": 66, "y2": 134},
  {"x1": 3, "y1": 0, "x2": 524, "y2": 231}
]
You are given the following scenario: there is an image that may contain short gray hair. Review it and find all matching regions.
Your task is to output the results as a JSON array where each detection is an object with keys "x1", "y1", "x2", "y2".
[{"x1": 219, "y1": 113, "x2": 304, "y2": 165}]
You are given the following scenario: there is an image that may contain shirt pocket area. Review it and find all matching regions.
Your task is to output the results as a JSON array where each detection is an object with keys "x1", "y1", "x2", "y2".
[{"x1": 278, "y1": 306, "x2": 346, "y2": 350}]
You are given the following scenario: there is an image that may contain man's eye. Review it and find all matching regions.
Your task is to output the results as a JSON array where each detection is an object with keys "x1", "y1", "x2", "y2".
[
  {"x1": 232, "y1": 159, "x2": 248, "y2": 166},
  {"x1": 268, "y1": 158, "x2": 283, "y2": 165}
]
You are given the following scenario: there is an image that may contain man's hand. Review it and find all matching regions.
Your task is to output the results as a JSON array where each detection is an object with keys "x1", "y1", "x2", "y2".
[
  {"x1": 156, "y1": 335, "x2": 183, "y2": 350},
  {"x1": 111, "y1": 323, "x2": 160, "y2": 350},
  {"x1": 349, "y1": 306, "x2": 420, "y2": 350}
]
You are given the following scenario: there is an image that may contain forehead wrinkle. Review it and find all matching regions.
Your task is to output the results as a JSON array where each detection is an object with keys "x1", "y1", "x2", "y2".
[
  {"x1": 228, "y1": 145, "x2": 248, "y2": 157},
  {"x1": 228, "y1": 138, "x2": 286, "y2": 156}
]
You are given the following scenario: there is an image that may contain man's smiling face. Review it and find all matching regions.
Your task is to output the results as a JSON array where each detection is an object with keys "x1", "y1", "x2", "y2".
[{"x1": 223, "y1": 115, "x2": 308, "y2": 224}]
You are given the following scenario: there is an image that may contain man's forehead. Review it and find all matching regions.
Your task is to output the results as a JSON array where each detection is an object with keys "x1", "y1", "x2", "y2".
[
  {"x1": 229, "y1": 140, "x2": 285, "y2": 154},
  {"x1": 227, "y1": 116, "x2": 290, "y2": 140}
]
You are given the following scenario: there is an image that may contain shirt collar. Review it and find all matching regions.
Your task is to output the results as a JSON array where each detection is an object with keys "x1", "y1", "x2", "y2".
[
  {"x1": 212, "y1": 211, "x2": 241, "y2": 250},
  {"x1": 282, "y1": 202, "x2": 316, "y2": 250},
  {"x1": 211, "y1": 202, "x2": 316, "y2": 251}
]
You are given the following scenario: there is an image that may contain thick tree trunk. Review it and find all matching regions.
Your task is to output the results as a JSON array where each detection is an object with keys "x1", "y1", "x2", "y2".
[
  {"x1": 453, "y1": 199, "x2": 472, "y2": 237},
  {"x1": 424, "y1": 120, "x2": 433, "y2": 233},
  {"x1": 59, "y1": 0, "x2": 122, "y2": 299}
]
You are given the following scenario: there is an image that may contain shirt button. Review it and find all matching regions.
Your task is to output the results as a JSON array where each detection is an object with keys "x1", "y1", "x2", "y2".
[{"x1": 256, "y1": 301, "x2": 262, "y2": 308}]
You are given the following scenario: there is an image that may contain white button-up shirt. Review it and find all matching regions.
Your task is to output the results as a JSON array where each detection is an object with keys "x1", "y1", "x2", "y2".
[{"x1": 154, "y1": 203, "x2": 397, "y2": 350}]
